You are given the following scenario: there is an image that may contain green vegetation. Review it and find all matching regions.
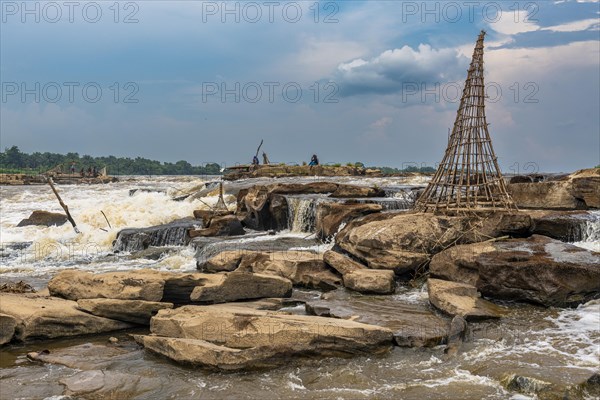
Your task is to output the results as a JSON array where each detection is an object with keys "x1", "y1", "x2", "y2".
[{"x1": 0, "y1": 146, "x2": 222, "y2": 176}]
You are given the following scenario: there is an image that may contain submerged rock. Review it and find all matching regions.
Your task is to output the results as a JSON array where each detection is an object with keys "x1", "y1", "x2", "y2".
[
  {"x1": 77, "y1": 299, "x2": 174, "y2": 325},
  {"x1": 430, "y1": 235, "x2": 600, "y2": 307},
  {"x1": 427, "y1": 278, "x2": 507, "y2": 320},
  {"x1": 305, "y1": 289, "x2": 449, "y2": 347},
  {"x1": 444, "y1": 315, "x2": 468, "y2": 356},
  {"x1": 60, "y1": 370, "x2": 160, "y2": 399},
  {"x1": 0, "y1": 293, "x2": 133, "y2": 341},
  {"x1": 17, "y1": 210, "x2": 67, "y2": 227},
  {"x1": 135, "y1": 303, "x2": 393, "y2": 370}
]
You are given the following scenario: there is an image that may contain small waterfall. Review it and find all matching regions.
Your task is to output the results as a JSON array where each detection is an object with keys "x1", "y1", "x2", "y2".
[
  {"x1": 572, "y1": 211, "x2": 600, "y2": 252},
  {"x1": 579, "y1": 212, "x2": 600, "y2": 242},
  {"x1": 113, "y1": 218, "x2": 200, "y2": 252},
  {"x1": 286, "y1": 196, "x2": 324, "y2": 233}
]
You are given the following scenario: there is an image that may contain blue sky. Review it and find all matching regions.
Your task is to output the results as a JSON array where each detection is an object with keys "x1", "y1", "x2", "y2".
[{"x1": 1, "y1": 0, "x2": 599, "y2": 172}]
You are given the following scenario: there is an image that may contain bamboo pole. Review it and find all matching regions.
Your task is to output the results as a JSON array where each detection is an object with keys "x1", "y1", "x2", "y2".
[{"x1": 47, "y1": 178, "x2": 80, "y2": 233}]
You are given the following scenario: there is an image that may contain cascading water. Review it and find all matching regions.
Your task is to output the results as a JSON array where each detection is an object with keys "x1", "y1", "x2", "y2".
[
  {"x1": 286, "y1": 196, "x2": 326, "y2": 233},
  {"x1": 573, "y1": 210, "x2": 600, "y2": 252}
]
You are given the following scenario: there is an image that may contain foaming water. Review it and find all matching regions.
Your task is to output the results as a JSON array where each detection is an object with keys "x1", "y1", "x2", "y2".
[{"x1": 0, "y1": 176, "x2": 233, "y2": 278}]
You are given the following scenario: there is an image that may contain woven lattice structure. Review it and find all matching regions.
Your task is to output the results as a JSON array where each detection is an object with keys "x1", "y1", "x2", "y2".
[{"x1": 415, "y1": 31, "x2": 516, "y2": 213}]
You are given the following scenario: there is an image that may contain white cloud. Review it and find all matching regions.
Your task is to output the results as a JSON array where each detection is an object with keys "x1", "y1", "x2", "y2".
[
  {"x1": 541, "y1": 18, "x2": 600, "y2": 32},
  {"x1": 489, "y1": 10, "x2": 540, "y2": 35},
  {"x1": 370, "y1": 117, "x2": 392, "y2": 129},
  {"x1": 334, "y1": 44, "x2": 468, "y2": 96}
]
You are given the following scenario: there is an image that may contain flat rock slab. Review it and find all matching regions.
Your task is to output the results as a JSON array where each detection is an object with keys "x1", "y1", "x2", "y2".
[
  {"x1": 137, "y1": 303, "x2": 393, "y2": 370},
  {"x1": 430, "y1": 235, "x2": 600, "y2": 307},
  {"x1": 77, "y1": 299, "x2": 174, "y2": 325},
  {"x1": 305, "y1": 289, "x2": 449, "y2": 347},
  {"x1": 49, "y1": 269, "x2": 293, "y2": 305},
  {"x1": 0, "y1": 293, "x2": 133, "y2": 341},
  {"x1": 189, "y1": 272, "x2": 292, "y2": 303},
  {"x1": 427, "y1": 278, "x2": 507, "y2": 321},
  {"x1": 201, "y1": 250, "x2": 342, "y2": 290}
]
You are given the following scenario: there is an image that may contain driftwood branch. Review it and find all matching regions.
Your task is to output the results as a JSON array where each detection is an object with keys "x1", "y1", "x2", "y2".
[
  {"x1": 47, "y1": 178, "x2": 80, "y2": 234},
  {"x1": 100, "y1": 210, "x2": 112, "y2": 229}
]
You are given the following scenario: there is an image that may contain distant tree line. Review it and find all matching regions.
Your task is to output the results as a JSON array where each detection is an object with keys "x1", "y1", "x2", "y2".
[
  {"x1": 0, "y1": 146, "x2": 222, "y2": 176},
  {"x1": 373, "y1": 165, "x2": 436, "y2": 174}
]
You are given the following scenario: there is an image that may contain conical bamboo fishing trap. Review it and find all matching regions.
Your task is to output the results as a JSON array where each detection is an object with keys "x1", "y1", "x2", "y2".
[{"x1": 415, "y1": 31, "x2": 516, "y2": 213}]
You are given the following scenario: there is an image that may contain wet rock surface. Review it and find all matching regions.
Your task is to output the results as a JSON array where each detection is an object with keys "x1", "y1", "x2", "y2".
[
  {"x1": 316, "y1": 202, "x2": 382, "y2": 239},
  {"x1": 113, "y1": 218, "x2": 200, "y2": 252},
  {"x1": 0, "y1": 313, "x2": 17, "y2": 345},
  {"x1": 427, "y1": 278, "x2": 508, "y2": 321},
  {"x1": 305, "y1": 289, "x2": 449, "y2": 347},
  {"x1": 430, "y1": 235, "x2": 600, "y2": 307},
  {"x1": 17, "y1": 210, "x2": 68, "y2": 227}
]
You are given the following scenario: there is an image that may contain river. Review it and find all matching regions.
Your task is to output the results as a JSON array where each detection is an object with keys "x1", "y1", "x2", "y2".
[{"x1": 0, "y1": 176, "x2": 598, "y2": 399}]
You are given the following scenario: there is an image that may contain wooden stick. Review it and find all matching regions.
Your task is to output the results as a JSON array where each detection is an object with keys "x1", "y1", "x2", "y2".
[
  {"x1": 47, "y1": 178, "x2": 80, "y2": 234},
  {"x1": 100, "y1": 210, "x2": 112, "y2": 229}
]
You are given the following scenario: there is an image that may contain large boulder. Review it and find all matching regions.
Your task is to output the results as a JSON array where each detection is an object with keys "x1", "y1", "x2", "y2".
[
  {"x1": 134, "y1": 303, "x2": 393, "y2": 370},
  {"x1": 323, "y1": 250, "x2": 395, "y2": 294},
  {"x1": 200, "y1": 250, "x2": 342, "y2": 290},
  {"x1": 76, "y1": 299, "x2": 174, "y2": 325},
  {"x1": 316, "y1": 202, "x2": 382, "y2": 239},
  {"x1": 189, "y1": 272, "x2": 292, "y2": 303},
  {"x1": 507, "y1": 168, "x2": 599, "y2": 210},
  {"x1": 430, "y1": 235, "x2": 600, "y2": 307},
  {"x1": 336, "y1": 211, "x2": 532, "y2": 276},
  {"x1": 427, "y1": 278, "x2": 507, "y2": 320},
  {"x1": 0, "y1": 293, "x2": 133, "y2": 341},
  {"x1": 17, "y1": 210, "x2": 67, "y2": 227},
  {"x1": 305, "y1": 289, "x2": 448, "y2": 347},
  {"x1": 570, "y1": 168, "x2": 600, "y2": 208},
  {"x1": 528, "y1": 210, "x2": 595, "y2": 242}
]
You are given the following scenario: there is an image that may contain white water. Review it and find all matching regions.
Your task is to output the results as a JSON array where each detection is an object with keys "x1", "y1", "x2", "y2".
[{"x1": 0, "y1": 176, "x2": 234, "y2": 278}]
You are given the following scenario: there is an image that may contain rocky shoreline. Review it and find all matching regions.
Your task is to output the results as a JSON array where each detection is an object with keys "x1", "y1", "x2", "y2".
[{"x1": 1, "y1": 168, "x2": 599, "y2": 399}]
